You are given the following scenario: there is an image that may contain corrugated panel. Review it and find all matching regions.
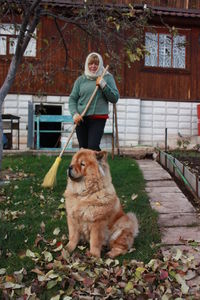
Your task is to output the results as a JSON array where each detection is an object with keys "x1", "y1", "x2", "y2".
[
  {"x1": 27, "y1": 101, "x2": 34, "y2": 149},
  {"x1": 45, "y1": 0, "x2": 200, "y2": 10},
  {"x1": 184, "y1": 166, "x2": 197, "y2": 194}
]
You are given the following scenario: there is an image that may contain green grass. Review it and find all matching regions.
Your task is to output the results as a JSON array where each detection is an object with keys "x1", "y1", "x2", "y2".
[{"x1": 0, "y1": 154, "x2": 160, "y2": 295}]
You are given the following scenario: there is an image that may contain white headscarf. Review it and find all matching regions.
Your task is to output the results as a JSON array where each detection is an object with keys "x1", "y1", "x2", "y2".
[{"x1": 84, "y1": 52, "x2": 105, "y2": 80}]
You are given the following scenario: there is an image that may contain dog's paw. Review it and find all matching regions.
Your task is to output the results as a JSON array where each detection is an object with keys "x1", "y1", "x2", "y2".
[
  {"x1": 107, "y1": 248, "x2": 125, "y2": 258},
  {"x1": 86, "y1": 250, "x2": 92, "y2": 257},
  {"x1": 66, "y1": 241, "x2": 76, "y2": 253},
  {"x1": 106, "y1": 250, "x2": 115, "y2": 258},
  {"x1": 89, "y1": 248, "x2": 101, "y2": 258}
]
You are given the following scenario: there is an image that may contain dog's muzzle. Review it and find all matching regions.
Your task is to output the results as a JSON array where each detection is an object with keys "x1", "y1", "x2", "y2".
[{"x1": 68, "y1": 166, "x2": 82, "y2": 182}]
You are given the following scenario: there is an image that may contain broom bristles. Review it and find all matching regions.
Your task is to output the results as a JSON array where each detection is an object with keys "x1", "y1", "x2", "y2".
[{"x1": 42, "y1": 156, "x2": 62, "y2": 188}]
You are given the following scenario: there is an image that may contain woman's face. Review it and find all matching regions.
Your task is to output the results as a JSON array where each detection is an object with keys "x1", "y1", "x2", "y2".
[{"x1": 88, "y1": 59, "x2": 99, "y2": 74}]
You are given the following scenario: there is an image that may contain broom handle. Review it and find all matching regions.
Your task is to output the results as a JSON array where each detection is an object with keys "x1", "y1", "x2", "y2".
[{"x1": 59, "y1": 65, "x2": 109, "y2": 157}]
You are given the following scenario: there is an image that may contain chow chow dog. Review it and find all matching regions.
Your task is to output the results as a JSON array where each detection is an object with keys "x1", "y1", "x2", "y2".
[{"x1": 64, "y1": 149, "x2": 139, "y2": 258}]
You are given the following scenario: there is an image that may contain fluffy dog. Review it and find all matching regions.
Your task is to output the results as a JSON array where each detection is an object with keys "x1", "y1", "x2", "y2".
[{"x1": 64, "y1": 149, "x2": 139, "y2": 258}]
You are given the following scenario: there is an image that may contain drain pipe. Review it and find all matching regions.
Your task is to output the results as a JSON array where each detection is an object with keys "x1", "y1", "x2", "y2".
[{"x1": 157, "y1": 148, "x2": 200, "y2": 202}]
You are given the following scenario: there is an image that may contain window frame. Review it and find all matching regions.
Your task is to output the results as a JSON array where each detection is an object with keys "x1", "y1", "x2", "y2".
[
  {"x1": 0, "y1": 22, "x2": 41, "y2": 61},
  {"x1": 143, "y1": 27, "x2": 191, "y2": 74}
]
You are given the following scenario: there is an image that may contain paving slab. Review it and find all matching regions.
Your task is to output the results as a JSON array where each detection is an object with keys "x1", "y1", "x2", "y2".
[
  {"x1": 138, "y1": 160, "x2": 172, "y2": 180},
  {"x1": 145, "y1": 186, "x2": 182, "y2": 193},
  {"x1": 138, "y1": 165, "x2": 163, "y2": 170},
  {"x1": 150, "y1": 198, "x2": 195, "y2": 213},
  {"x1": 148, "y1": 191, "x2": 194, "y2": 204},
  {"x1": 146, "y1": 180, "x2": 177, "y2": 187},
  {"x1": 161, "y1": 226, "x2": 200, "y2": 245},
  {"x1": 137, "y1": 160, "x2": 159, "y2": 166},
  {"x1": 158, "y1": 212, "x2": 200, "y2": 227},
  {"x1": 142, "y1": 171, "x2": 172, "y2": 181},
  {"x1": 148, "y1": 192, "x2": 195, "y2": 213}
]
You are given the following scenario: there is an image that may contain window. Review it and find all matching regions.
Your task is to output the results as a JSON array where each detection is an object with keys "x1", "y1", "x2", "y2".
[
  {"x1": 0, "y1": 23, "x2": 37, "y2": 57},
  {"x1": 145, "y1": 31, "x2": 186, "y2": 69}
]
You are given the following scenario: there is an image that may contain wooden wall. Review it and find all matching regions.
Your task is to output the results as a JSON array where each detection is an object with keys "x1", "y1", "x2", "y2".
[{"x1": 1, "y1": 12, "x2": 200, "y2": 101}]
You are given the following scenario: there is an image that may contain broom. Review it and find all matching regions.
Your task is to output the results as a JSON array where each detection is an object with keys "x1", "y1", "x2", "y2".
[{"x1": 42, "y1": 65, "x2": 109, "y2": 188}]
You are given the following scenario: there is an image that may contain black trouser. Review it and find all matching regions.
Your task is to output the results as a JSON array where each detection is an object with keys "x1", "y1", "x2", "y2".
[{"x1": 75, "y1": 117, "x2": 106, "y2": 151}]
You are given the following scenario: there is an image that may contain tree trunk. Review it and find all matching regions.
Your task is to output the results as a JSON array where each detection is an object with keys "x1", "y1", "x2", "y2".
[
  {"x1": 0, "y1": 56, "x2": 19, "y2": 174},
  {"x1": 0, "y1": 0, "x2": 41, "y2": 175}
]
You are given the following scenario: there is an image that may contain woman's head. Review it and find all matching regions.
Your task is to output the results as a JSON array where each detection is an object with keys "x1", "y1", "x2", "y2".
[
  {"x1": 88, "y1": 54, "x2": 99, "y2": 74},
  {"x1": 84, "y1": 52, "x2": 104, "y2": 79}
]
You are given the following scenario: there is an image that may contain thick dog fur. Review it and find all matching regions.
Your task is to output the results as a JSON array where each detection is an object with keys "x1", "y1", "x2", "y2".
[{"x1": 64, "y1": 149, "x2": 139, "y2": 258}]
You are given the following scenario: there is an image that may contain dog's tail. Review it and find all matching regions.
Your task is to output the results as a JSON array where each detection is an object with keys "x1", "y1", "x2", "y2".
[{"x1": 127, "y1": 212, "x2": 139, "y2": 238}]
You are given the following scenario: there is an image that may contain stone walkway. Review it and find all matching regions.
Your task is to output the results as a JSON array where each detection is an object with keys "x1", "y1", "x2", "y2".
[{"x1": 137, "y1": 159, "x2": 200, "y2": 294}]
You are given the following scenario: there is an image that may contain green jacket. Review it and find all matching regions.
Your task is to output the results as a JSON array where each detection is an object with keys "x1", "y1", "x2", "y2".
[{"x1": 68, "y1": 73, "x2": 119, "y2": 117}]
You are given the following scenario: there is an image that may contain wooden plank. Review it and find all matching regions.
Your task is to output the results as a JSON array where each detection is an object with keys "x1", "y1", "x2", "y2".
[{"x1": 34, "y1": 115, "x2": 73, "y2": 123}]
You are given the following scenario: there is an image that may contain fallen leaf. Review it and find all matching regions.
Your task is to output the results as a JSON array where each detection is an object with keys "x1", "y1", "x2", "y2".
[
  {"x1": 26, "y1": 249, "x2": 36, "y2": 258},
  {"x1": 53, "y1": 227, "x2": 60, "y2": 236},
  {"x1": 131, "y1": 193, "x2": 138, "y2": 201},
  {"x1": 31, "y1": 268, "x2": 45, "y2": 276},
  {"x1": 3, "y1": 282, "x2": 24, "y2": 289},
  {"x1": 128, "y1": 247, "x2": 136, "y2": 253},
  {"x1": 43, "y1": 251, "x2": 53, "y2": 262},
  {"x1": 173, "y1": 248, "x2": 182, "y2": 261},
  {"x1": 105, "y1": 258, "x2": 114, "y2": 266},
  {"x1": 47, "y1": 280, "x2": 58, "y2": 289},
  {"x1": 160, "y1": 269, "x2": 168, "y2": 280},
  {"x1": 78, "y1": 245, "x2": 86, "y2": 251},
  {"x1": 0, "y1": 268, "x2": 6, "y2": 275},
  {"x1": 53, "y1": 242, "x2": 63, "y2": 252},
  {"x1": 144, "y1": 273, "x2": 157, "y2": 285},
  {"x1": 61, "y1": 248, "x2": 70, "y2": 260},
  {"x1": 40, "y1": 221, "x2": 46, "y2": 233},
  {"x1": 175, "y1": 274, "x2": 189, "y2": 294},
  {"x1": 124, "y1": 281, "x2": 133, "y2": 293},
  {"x1": 83, "y1": 277, "x2": 94, "y2": 287}
]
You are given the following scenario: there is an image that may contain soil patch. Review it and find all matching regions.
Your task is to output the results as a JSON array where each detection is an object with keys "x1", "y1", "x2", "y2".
[{"x1": 175, "y1": 156, "x2": 200, "y2": 176}]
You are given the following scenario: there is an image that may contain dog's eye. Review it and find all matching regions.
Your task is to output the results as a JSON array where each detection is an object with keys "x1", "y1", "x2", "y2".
[{"x1": 80, "y1": 162, "x2": 85, "y2": 167}]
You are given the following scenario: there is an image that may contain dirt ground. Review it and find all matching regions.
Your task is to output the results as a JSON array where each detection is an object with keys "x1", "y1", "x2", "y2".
[{"x1": 175, "y1": 156, "x2": 200, "y2": 176}]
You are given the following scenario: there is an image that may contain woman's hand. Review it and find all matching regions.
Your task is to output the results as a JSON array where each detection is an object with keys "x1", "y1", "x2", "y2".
[
  {"x1": 96, "y1": 77, "x2": 106, "y2": 89},
  {"x1": 73, "y1": 113, "x2": 83, "y2": 124}
]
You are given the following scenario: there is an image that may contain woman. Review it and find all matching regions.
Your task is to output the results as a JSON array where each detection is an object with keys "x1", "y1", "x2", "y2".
[{"x1": 68, "y1": 52, "x2": 119, "y2": 151}]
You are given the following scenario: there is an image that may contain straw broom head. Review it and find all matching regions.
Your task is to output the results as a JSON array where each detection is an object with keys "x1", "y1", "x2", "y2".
[{"x1": 42, "y1": 156, "x2": 62, "y2": 188}]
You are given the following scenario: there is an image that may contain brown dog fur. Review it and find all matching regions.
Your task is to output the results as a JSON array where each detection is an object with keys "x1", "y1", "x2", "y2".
[{"x1": 64, "y1": 149, "x2": 139, "y2": 258}]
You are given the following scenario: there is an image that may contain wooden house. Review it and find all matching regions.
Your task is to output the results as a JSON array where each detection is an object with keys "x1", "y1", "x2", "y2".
[{"x1": 1, "y1": 0, "x2": 200, "y2": 151}]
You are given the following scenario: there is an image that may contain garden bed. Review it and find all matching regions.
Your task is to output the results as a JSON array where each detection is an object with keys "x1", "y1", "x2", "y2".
[
  {"x1": 158, "y1": 150, "x2": 200, "y2": 210},
  {"x1": 170, "y1": 151, "x2": 200, "y2": 176}
]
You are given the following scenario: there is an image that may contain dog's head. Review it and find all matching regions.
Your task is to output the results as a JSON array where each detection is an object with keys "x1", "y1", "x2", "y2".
[{"x1": 68, "y1": 149, "x2": 107, "y2": 182}]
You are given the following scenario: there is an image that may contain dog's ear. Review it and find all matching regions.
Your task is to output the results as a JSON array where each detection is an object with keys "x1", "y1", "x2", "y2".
[{"x1": 95, "y1": 151, "x2": 107, "y2": 161}]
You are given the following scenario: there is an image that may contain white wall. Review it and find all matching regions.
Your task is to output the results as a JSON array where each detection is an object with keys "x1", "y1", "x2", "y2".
[{"x1": 2, "y1": 94, "x2": 199, "y2": 150}]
